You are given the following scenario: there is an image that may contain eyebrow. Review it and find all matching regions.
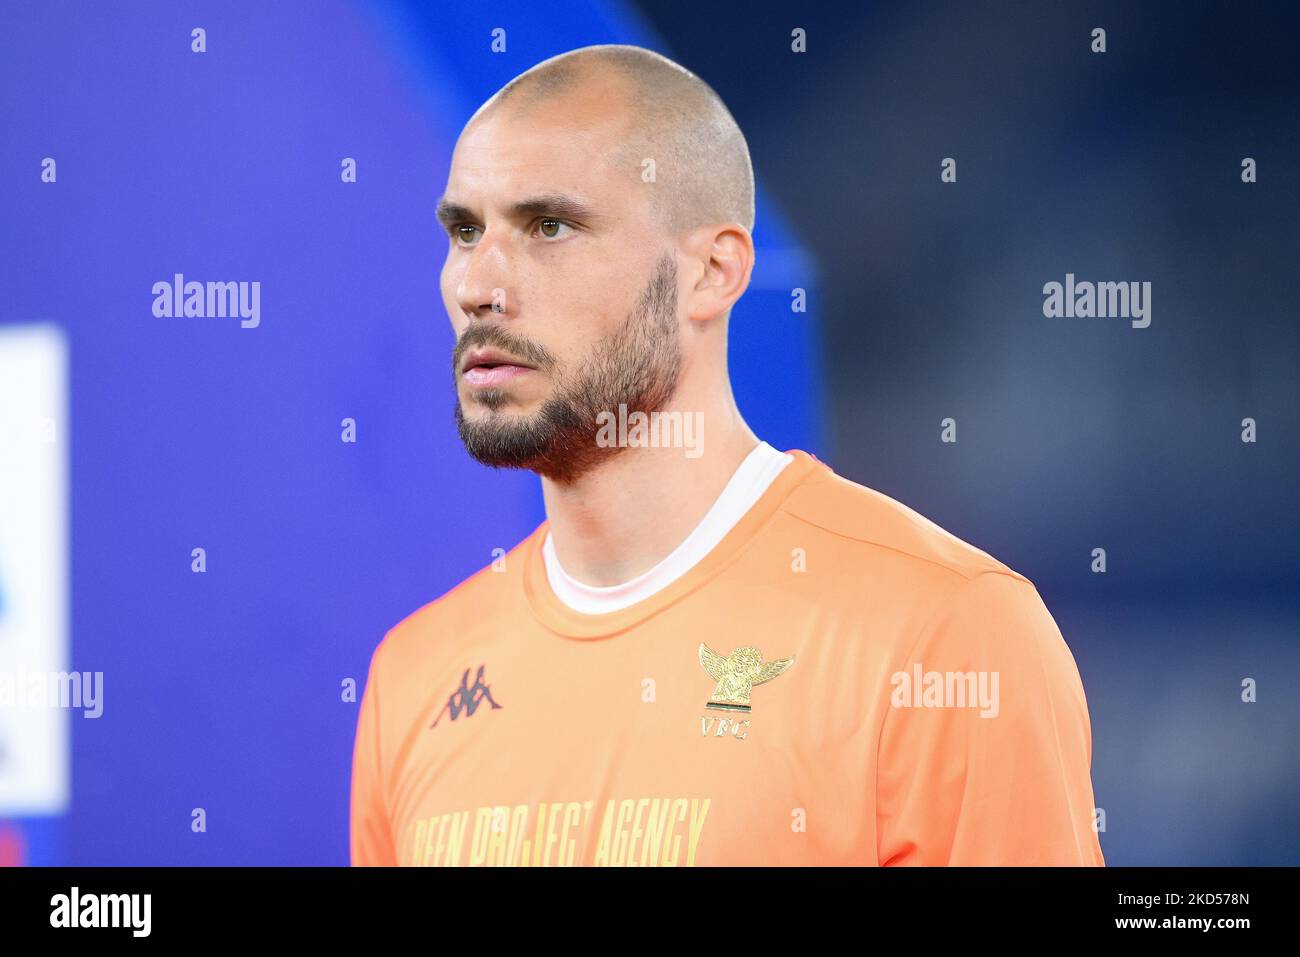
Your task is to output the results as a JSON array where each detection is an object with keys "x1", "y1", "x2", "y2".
[{"x1": 435, "y1": 193, "x2": 601, "y2": 227}]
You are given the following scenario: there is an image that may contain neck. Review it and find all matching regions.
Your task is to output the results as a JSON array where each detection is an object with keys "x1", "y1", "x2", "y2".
[{"x1": 539, "y1": 391, "x2": 760, "y2": 587}]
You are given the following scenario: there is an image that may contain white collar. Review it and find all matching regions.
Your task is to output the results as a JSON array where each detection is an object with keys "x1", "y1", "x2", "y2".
[{"x1": 541, "y1": 441, "x2": 793, "y2": 615}]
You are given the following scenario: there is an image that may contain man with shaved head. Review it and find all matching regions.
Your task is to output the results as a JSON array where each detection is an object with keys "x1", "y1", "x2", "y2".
[{"x1": 351, "y1": 44, "x2": 1104, "y2": 868}]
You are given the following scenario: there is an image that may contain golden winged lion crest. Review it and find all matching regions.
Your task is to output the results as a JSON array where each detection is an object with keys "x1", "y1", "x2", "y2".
[{"x1": 698, "y1": 642, "x2": 795, "y2": 712}]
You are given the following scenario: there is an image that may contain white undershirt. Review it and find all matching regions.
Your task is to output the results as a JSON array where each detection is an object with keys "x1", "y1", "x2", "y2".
[{"x1": 542, "y1": 441, "x2": 793, "y2": 615}]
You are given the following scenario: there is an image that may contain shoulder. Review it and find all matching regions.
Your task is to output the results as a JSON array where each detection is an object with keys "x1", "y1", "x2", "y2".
[
  {"x1": 372, "y1": 524, "x2": 543, "y2": 669},
  {"x1": 778, "y1": 464, "x2": 1031, "y2": 587}
]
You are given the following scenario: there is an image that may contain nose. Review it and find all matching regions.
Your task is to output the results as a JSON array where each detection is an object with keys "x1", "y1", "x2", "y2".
[{"x1": 454, "y1": 229, "x2": 517, "y2": 321}]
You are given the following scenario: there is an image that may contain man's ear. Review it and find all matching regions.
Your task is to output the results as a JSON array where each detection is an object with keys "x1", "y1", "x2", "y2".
[{"x1": 684, "y1": 223, "x2": 754, "y2": 323}]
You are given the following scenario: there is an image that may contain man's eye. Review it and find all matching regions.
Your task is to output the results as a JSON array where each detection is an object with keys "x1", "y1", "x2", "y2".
[
  {"x1": 535, "y1": 218, "x2": 572, "y2": 240},
  {"x1": 452, "y1": 225, "x2": 481, "y2": 246}
]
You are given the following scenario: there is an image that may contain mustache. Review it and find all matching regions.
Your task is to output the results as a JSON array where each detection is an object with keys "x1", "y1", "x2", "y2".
[{"x1": 452, "y1": 323, "x2": 555, "y2": 374}]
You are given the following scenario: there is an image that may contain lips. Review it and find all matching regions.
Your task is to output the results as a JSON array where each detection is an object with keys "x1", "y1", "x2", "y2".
[
  {"x1": 463, "y1": 364, "x2": 533, "y2": 387},
  {"x1": 460, "y1": 347, "x2": 536, "y2": 387}
]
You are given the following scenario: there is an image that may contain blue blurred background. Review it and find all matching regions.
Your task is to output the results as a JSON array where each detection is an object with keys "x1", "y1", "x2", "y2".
[{"x1": 0, "y1": 0, "x2": 1294, "y2": 865}]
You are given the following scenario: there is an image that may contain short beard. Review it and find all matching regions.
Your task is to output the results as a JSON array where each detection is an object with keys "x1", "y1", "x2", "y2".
[{"x1": 453, "y1": 252, "x2": 682, "y2": 483}]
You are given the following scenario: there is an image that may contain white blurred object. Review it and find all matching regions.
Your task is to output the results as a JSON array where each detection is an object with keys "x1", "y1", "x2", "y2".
[{"x1": 0, "y1": 323, "x2": 69, "y2": 814}]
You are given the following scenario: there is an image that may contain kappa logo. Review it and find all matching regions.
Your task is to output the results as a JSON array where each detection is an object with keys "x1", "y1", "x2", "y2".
[
  {"x1": 696, "y1": 643, "x2": 795, "y2": 742},
  {"x1": 431, "y1": 664, "x2": 502, "y2": 728}
]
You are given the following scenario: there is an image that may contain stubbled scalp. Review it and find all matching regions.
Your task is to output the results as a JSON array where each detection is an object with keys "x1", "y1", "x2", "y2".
[{"x1": 469, "y1": 44, "x2": 755, "y2": 238}]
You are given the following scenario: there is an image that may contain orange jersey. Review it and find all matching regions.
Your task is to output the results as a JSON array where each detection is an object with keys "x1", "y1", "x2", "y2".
[{"x1": 350, "y1": 449, "x2": 1104, "y2": 866}]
